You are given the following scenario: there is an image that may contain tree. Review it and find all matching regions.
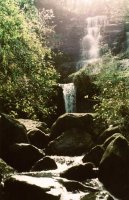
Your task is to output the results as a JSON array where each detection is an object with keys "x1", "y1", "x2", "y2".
[{"x1": 0, "y1": 0, "x2": 59, "y2": 120}]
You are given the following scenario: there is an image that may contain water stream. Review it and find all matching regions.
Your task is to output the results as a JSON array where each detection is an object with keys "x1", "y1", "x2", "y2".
[{"x1": 22, "y1": 156, "x2": 111, "y2": 200}]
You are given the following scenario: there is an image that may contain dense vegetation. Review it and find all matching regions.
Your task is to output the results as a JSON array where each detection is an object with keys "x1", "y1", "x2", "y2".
[
  {"x1": 0, "y1": 0, "x2": 59, "y2": 120},
  {"x1": 94, "y1": 53, "x2": 129, "y2": 127}
]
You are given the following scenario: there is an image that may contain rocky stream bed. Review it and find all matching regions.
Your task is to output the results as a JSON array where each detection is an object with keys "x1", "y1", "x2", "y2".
[{"x1": 0, "y1": 112, "x2": 128, "y2": 200}]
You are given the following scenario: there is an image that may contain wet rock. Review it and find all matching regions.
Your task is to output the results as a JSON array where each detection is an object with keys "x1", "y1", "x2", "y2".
[
  {"x1": 28, "y1": 129, "x2": 50, "y2": 149},
  {"x1": 82, "y1": 145, "x2": 104, "y2": 167},
  {"x1": 31, "y1": 156, "x2": 57, "y2": 171},
  {"x1": 0, "y1": 113, "x2": 28, "y2": 159},
  {"x1": 7, "y1": 143, "x2": 44, "y2": 172},
  {"x1": 98, "y1": 126, "x2": 121, "y2": 144},
  {"x1": 18, "y1": 119, "x2": 51, "y2": 135},
  {"x1": 51, "y1": 113, "x2": 94, "y2": 140},
  {"x1": 99, "y1": 135, "x2": 129, "y2": 199},
  {"x1": 60, "y1": 162, "x2": 97, "y2": 181},
  {"x1": 46, "y1": 128, "x2": 94, "y2": 156},
  {"x1": 4, "y1": 175, "x2": 61, "y2": 200}
]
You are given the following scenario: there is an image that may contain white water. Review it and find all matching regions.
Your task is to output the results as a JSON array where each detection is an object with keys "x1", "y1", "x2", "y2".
[
  {"x1": 77, "y1": 15, "x2": 108, "y2": 70},
  {"x1": 22, "y1": 156, "x2": 110, "y2": 200},
  {"x1": 60, "y1": 83, "x2": 76, "y2": 113}
]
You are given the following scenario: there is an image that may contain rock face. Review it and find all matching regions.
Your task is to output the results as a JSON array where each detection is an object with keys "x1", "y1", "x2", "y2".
[
  {"x1": 99, "y1": 134, "x2": 129, "y2": 199},
  {"x1": 60, "y1": 163, "x2": 97, "y2": 181},
  {"x1": 4, "y1": 175, "x2": 62, "y2": 200},
  {"x1": 27, "y1": 129, "x2": 50, "y2": 149},
  {"x1": 31, "y1": 157, "x2": 57, "y2": 171},
  {"x1": 0, "y1": 113, "x2": 29, "y2": 159},
  {"x1": 51, "y1": 113, "x2": 94, "y2": 140},
  {"x1": 46, "y1": 128, "x2": 94, "y2": 156},
  {"x1": 7, "y1": 143, "x2": 44, "y2": 172},
  {"x1": 104, "y1": 23, "x2": 125, "y2": 55}
]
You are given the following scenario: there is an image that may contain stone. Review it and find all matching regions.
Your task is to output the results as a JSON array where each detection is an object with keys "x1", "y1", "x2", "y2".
[
  {"x1": 31, "y1": 156, "x2": 57, "y2": 171},
  {"x1": 60, "y1": 162, "x2": 97, "y2": 181},
  {"x1": 82, "y1": 145, "x2": 104, "y2": 167},
  {"x1": 51, "y1": 113, "x2": 94, "y2": 140},
  {"x1": 18, "y1": 119, "x2": 50, "y2": 135},
  {"x1": 103, "y1": 133, "x2": 122, "y2": 149},
  {"x1": 27, "y1": 128, "x2": 50, "y2": 149},
  {"x1": 7, "y1": 143, "x2": 44, "y2": 172},
  {"x1": 46, "y1": 128, "x2": 94, "y2": 156},
  {"x1": 0, "y1": 113, "x2": 28, "y2": 159},
  {"x1": 98, "y1": 126, "x2": 121, "y2": 144},
  {"x1": 99, "y1": 135, "x2": 129, "y2": 199},
  {"x1": 4, "y1": 175, "x2": 61, "y2": 200}
]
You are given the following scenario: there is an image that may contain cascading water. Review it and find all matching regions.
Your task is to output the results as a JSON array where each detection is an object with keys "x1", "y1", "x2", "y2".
[
  {"x1": 77, "y1": 15, "x2": 108, "y2": 70},
  {"x1": 60, "y1": 83, "x2": 76, "y2": 113},
  {"x1": 60, "y1": 16, "x2": 108, "y2": 113},
  {"x1": 24, "y1": 156, "x2": 110, "y2": 200}
]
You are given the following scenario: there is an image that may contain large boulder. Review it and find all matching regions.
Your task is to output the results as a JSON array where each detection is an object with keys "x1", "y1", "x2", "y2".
[
  {"x1": 31, "y1": 157, "x2": 57, "y2": 171},
  {"x1": 4, "y1": 175, "x2": 62, "y2": 200},
  {"x1": 98, "y1": 126, "x2": 121, "y2": 144},
  {"x1": 0, "y1": 113, "x2": 29, "y2": 159},
  {"x1": 103, "y1": 133, "x2": 122, "y2": 149},
  {"x1": 27, "y1": 129, "x2": 50, "y2": 149},
  {"x1": 82, "y1": 145, "x2": 104, "y2": 167},
  {"x1": 46, "y1": 128, "x2": 94, "y2": 156},
  {"x1": 50, "y1": 113, "x2": 94, "y2": 140},
  {"x1": 7, "y1": 143, "x2": 44, "y2": 172},
  {"x1": 60, "y1": 162, "x2": 97, "y2": 181},
  {"x1": 18, "y1": 119, "x2": 51, "y2": 135},
  {"x1": 99, "y1": 134, "x2": 129, "y2": 199}
]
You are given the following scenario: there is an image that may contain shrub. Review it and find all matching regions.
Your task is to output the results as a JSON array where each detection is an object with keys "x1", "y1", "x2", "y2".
[
  {"x1": 94, "y1": 54, "x2": 129, "y2": 127},
  {"x1": 0, "y1": 0, "x2": 59, "y2": 120}
]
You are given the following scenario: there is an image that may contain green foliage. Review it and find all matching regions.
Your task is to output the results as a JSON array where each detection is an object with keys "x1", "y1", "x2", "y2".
[
  {"x1": 94, "y1": 53, "x2": 129, "y2": 126},
  {"x1": 0, "y1": 0, "x2": 59, "y2": 120}
]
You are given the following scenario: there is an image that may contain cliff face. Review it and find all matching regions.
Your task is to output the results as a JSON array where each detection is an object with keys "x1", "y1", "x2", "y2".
[{"x1": 35, "y1": 0, "x2": 126, "y2": 78}]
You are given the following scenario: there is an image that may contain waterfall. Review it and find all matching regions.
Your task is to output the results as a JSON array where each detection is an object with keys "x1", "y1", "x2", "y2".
[
  {"x1": 60, "y1": 83, "x2": 76, "y2": 113},
  {"x1": 77, "y1": 15, "x2": 108, "y2": 70}
]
